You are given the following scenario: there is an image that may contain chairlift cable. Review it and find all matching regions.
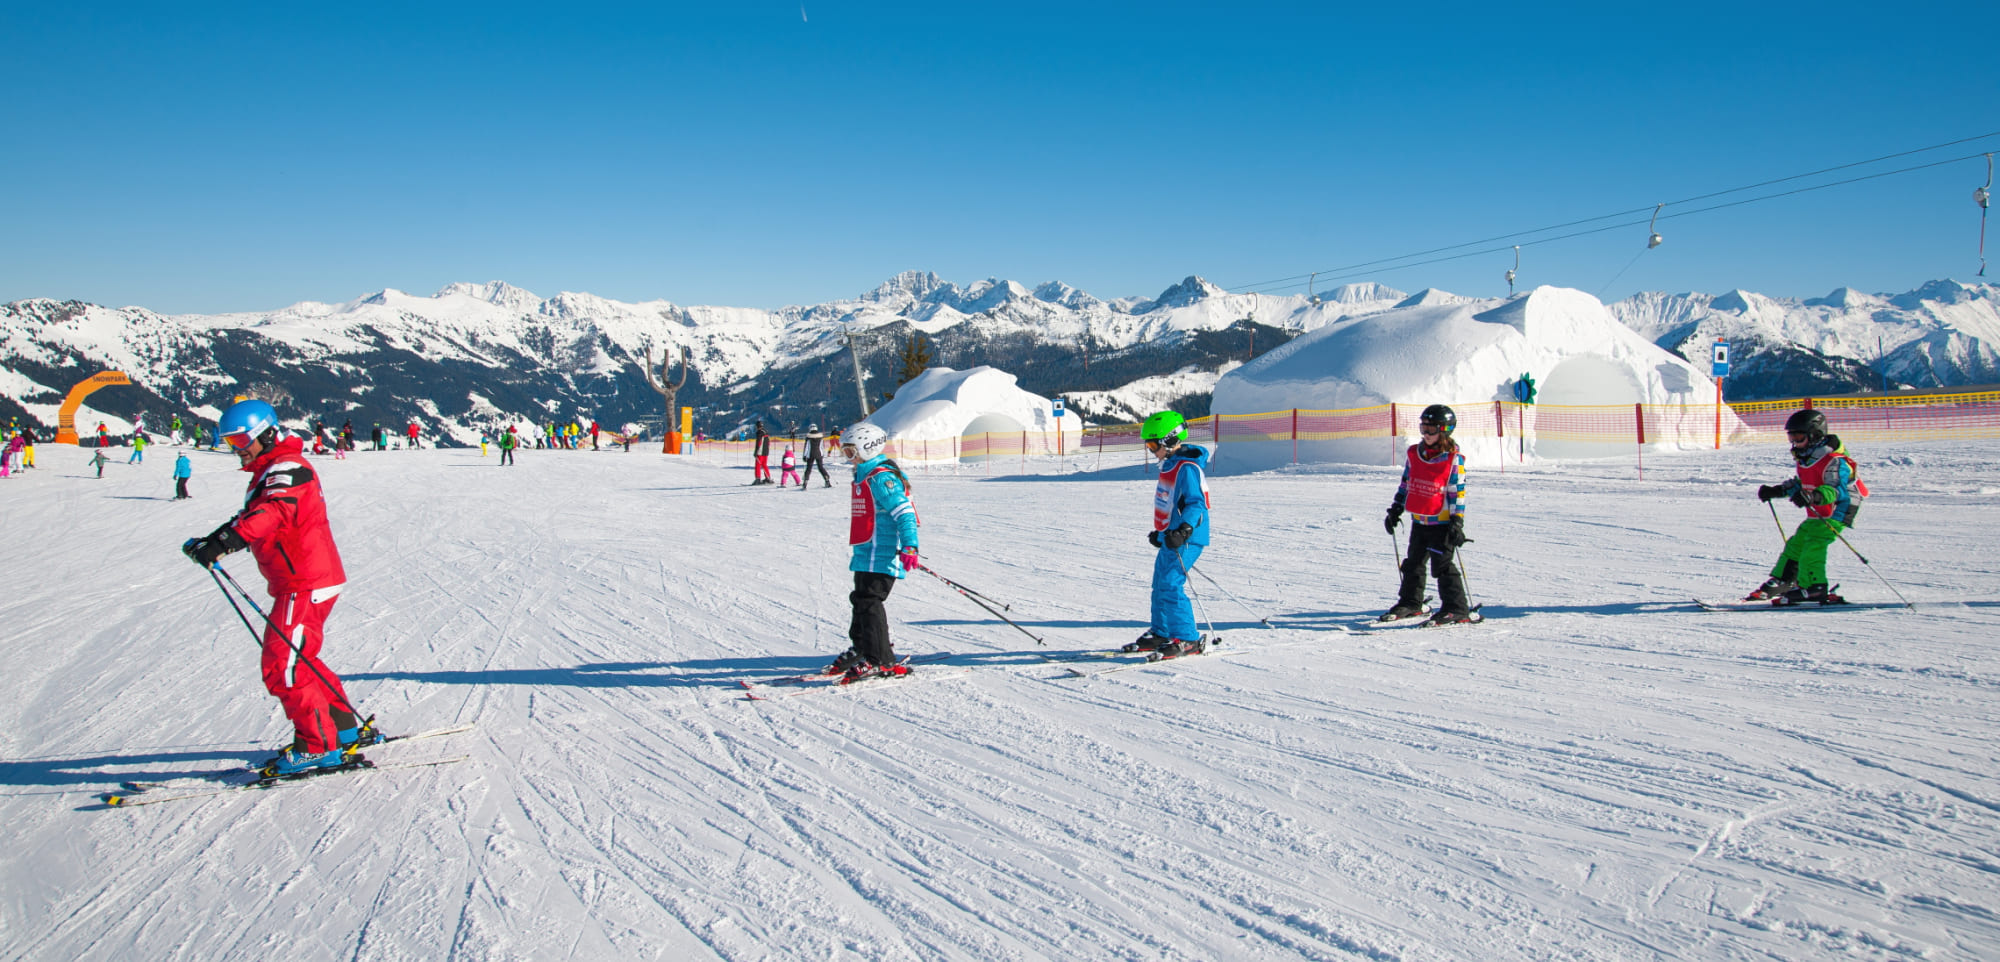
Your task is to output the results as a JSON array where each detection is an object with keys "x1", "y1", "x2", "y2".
[
  {"x1": 1245, "y1": 148, "x2": 2000, "y2": 294},
  {"x1": 1231, "y1": 131, "x2": 2000, "y2": 295}
]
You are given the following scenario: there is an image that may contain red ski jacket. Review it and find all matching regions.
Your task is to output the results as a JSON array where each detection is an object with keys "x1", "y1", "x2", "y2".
[{"x1": 231, "y1": 436, "x2": 346, "y2": 595}]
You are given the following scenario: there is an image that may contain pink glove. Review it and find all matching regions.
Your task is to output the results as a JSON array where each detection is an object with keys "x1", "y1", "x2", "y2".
[{"x1": 899, "y1": 548, "x2": 919, "y2": 572}]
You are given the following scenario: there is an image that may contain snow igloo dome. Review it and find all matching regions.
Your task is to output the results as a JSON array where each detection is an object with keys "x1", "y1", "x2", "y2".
[
  {"x1": 1210, "y1": 285, "x2": 1740, "y2": 469},
  {"x1": 861, "y1": 365, "x2": 1079, "y2": 461}
]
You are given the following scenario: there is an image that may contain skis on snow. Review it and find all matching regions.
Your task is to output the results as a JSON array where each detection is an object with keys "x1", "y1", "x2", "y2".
[
  {"x1": 102, "y1": 754, "x2": 469, "y2": 808},
  {"x1": 1692, "y1": 597, "x2": 1914, "y2": 612},
  {"x1": 102, "y1": 723, "x2": 475, "y2": 807},
  {"x1": 1061, "y1": 638, "x2": 1241, "y2": 678},
  {"x1": 739, "y1": 653, "x2": 964, "y2": 701}
]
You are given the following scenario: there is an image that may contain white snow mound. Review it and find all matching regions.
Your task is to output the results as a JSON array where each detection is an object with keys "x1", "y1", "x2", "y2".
[
  {"x1": 861, "y1": 366, "x2": 1077, "y2": 459},
  {"x1": 1213, "y1": 285, "x2": 1741, "y2": 468}
]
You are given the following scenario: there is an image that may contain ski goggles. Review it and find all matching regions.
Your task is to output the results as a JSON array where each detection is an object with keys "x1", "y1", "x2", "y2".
[{"x1": 223, "y1": 432, "x2": 257, "y2": 450}]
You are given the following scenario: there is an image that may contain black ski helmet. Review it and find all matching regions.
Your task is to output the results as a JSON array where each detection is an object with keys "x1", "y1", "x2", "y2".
[
  {"x1": 1419, "y1": 404, "x2": 1457, "y2": 433},
  {"x1": 1784, "y1": 408, "x2": 1827, "y2": 444}
]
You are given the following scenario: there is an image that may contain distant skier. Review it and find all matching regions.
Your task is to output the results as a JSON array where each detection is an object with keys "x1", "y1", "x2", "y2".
[
  {"x1": 172, "y1": 451, "x2": 192, "y2": 499},
  {"x1": 127, "y1": 433, "x2": 147, "y2": 464},
  {"x1": 90, "y1": 447, "x2": 108, "y2": 478},
  {"x1": 1128, "y1": 411, "x2": 1213, "y2": 658},
  {"x1": 0, "y1": 433, "x2": 22, "y2": 478},
  {"x1": 1382, "y1": 404, "x2": 1475, "y2": 625},
  {"x1": 1749, "y1": 409, "x2": 1866, "y2": 605},
  {"x1": 499, "y1": 426, "x2": 518, "y2": 466},
  {"x1": 779, "y1": 446, "x2": 801, "y2": 487},
  {"x1": 180, "y1": 399, "x2": 374, "y2": 776},
  {"x1": 751, "y1": 421, "x2": 773, "y2": 485},
  {"x1": 822, "y1": 423, "x2": 920, "y2": 681},
  {"x1": 801, "y1": 424, "x2": 831, "y2": 489},
  {"x1": 170, "y1": 414, "x2": 184, "y2": 446},
  {"x1": 590, "y1": 420, "x2": 600, "y2": 450},
  {"x1": 406, "y1": 420, "x2": 421, "y2": 450}
]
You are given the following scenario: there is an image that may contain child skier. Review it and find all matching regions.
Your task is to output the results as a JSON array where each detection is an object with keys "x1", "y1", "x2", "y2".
[
  {"x1": 181, "y1": 399, "x2": 378, "y2": 776},
  {"x1": 172, "y1": 451, "x2": 192, "y2": 499},
  {"x1": 1382, "y1": 404, "x2": 1476, "y2": 625},
  {"x1": 1128, "y1": 411, "x2": 1212, "y2": 658},
  {"x1": 778, "y1": 446, "x2": 800, "y2": 487},
  {"x1": 823, "y1": 423, "x2": 920, "y2": 682},
  {"x1": 90, "y1": 448, "x2": 108, "y2": 478},
  {"x1": 1748, "y1": 409, "x2": 1865, "y2": 605}
]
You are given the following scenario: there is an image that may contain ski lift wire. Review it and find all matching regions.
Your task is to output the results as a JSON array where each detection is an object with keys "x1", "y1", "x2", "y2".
[
  {"x1": 1230, "y1": 130, "x2": 2000, "y2": 295},
  {"x1": 1246, "y1": 148, "x2": 2000, "y2": 294}
]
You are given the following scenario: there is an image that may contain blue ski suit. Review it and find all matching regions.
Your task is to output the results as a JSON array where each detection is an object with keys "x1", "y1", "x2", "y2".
[{"x1": 1149, "y1": 443, "x2": 1211, "y2": 641}]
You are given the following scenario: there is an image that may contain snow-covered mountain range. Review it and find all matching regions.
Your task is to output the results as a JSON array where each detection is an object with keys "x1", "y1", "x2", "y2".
[{"x1": 4, "y1": 275, "x2": 1996, "y2": 445}]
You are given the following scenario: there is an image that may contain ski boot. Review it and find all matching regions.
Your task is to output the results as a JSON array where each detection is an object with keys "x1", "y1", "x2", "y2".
[
  {"x1": 1744, "y1": 577, "x2": 1796, "y2": 601},
  {"x1": 1378, "y1": 602, "x2": 1427, "y2": 623},
  {"x1": 263, "y1": 747, "x2": 348, "y2": 778},
  {"x1": 1775, "y1": 584, "x2": 1845, "y2": 607},
  {"x1": 1151, "y1": 637, "x2": 1206, "y2": 660},
  {"x1": 841, "y1": 660, "x2": 911, "y2": 684},
  {"x1": 823, "y1": 648, "x2": 866, "y2": 676},
  {"x1": 1123, "y1": 630, "x2": 1170, "y2": 653}
]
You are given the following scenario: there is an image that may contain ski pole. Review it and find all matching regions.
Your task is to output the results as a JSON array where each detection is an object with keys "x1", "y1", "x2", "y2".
[
  {"x1": 915, "y1": 562, "x2": 1045, "y2": 646},
  {"x1": 1191, "y1": 564, "x2": 1272, "y2": 627},
  {"x1": 208, "y1": 564, "x2": 362, "y2": 716},
  {"x1": 1767, "y1": 500, "x2": 1788, "y2": 543},
  {"x1": 1832, "y1": 529, "x2": 1915, "y2": 609},
  {"x1": 1173, "y1": 549, "x2": 1219, "y2": 641},
  {"x1": 918, "y1": 567, "x2": 1013, "y2": 612}
]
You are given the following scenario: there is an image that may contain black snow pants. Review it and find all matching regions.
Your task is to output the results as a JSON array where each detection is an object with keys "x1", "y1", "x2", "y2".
[
  {"x1": 849, "y1": 571, "x2": 898, "y2": 666},
  {"x1": 1397, "y1": 522, "x2": 1469, "y2": 615}
]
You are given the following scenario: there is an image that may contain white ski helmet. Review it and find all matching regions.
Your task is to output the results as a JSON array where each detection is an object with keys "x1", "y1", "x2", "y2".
[{"x1": 843, "y1": 422, "x2": 889, "y2": 460}]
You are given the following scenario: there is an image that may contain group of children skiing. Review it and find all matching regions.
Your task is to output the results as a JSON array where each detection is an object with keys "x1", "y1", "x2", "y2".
[{"x1": 168, "y1": 394, "x2": 1868, "y2": 782}]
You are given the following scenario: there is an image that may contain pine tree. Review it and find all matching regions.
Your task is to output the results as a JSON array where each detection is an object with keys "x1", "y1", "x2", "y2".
[{"x1": 897, "y1": 332, "x2": 936, "y2": 384}]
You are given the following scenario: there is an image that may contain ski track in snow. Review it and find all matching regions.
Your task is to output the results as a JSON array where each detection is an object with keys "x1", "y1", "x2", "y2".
[{"x1": 3, "y1": 442, "x2": 1999, "y2": 960}]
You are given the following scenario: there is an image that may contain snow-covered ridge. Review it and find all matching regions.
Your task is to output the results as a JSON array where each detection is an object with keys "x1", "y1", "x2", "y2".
[{"x1": 1606, "y1": 279, "x2": 2000, "y2": 392}]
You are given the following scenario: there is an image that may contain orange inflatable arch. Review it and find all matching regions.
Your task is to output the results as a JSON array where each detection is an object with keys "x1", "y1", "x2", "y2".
[{"x1": 54, "y1": 371, "x2": 131, "y2": 445}]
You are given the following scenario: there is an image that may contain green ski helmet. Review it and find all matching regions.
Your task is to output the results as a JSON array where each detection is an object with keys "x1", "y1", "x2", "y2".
[{"x1": 1141, "y1": 411, "x2": 1187, "y2": 449}]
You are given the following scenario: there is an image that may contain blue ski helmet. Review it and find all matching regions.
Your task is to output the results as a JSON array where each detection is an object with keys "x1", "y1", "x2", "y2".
[{"x1": 218, "y1": 399, "x2": 279, "y2": 447}]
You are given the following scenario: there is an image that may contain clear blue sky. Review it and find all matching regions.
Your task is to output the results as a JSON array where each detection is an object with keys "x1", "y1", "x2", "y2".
[{"x1": 3, "y1": 2, "x2": 1994, "y2": 314}]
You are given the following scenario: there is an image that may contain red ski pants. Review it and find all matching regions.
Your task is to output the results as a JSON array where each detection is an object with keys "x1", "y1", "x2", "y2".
[
  {"x1": 260, "y1": 587, "x2": 354, "y2": 754},
  {"x1": 753, "y1": 455, "x2": 771, "y2": 481}
]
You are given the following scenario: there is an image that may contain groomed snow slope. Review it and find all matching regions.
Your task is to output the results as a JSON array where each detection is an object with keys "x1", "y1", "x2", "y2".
[{"x1": 2, "y1": 441, "x2": 1998, "y2": 960}]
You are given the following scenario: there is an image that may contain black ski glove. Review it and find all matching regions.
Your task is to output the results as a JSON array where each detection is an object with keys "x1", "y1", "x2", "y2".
[
  {"x1": 1147, "y1": 529, "x2": 1162, "y2": 548},
  {"x1": 1757, "y1": 484, "x2": 1787, "y2": 502},
  {"x1": 1795, "y1": 486, "x2": 1826, "y2": 506},
  {"x1": 1162, "y1": 523, "x2": 1194, "y2": 550},
  {"x1": 1384, "y1": 507, "x2": 1403, "y2": 535},
  {"x1": 182, "y1": 524, "x2": 245, "y2": 567},
  {"x1": 1788, "y1": 488, "x2": 1810, "y2": 507},
  {"x1": 1446, "y1": 517, "x2": 1470, "y2": 548}
]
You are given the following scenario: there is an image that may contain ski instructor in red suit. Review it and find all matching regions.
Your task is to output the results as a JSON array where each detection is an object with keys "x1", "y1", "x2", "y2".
[{"x1": 183, "y1": 399, "x2": 371, "y2": 776}]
